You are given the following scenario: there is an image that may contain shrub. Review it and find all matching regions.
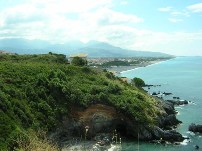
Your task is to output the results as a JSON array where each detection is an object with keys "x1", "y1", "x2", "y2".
[
  {"x1": 71, "y1": 57, "x2": 87, "y2": 66},
  {"x1": 132, "y1": 77, "x2": 145, "y2": 87}
]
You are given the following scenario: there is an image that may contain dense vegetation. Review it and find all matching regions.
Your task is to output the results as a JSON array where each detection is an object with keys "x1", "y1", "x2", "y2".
[
  {"x1": 132, "y1": 77, "x2": 146, "y2": 88},
  {"x1": 0, "y1": 52, "x2": 67, "y2": 64},
  {"x1": 71, "y1": 56, "x2": 87, "y2": 66},
  {"x1": 0, "y1": 53, "x2": 160, "y2": 150}
]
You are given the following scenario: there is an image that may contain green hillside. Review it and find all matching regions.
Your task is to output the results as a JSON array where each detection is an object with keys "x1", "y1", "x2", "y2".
[{"x1": 0, "y1": 53, "x2": 161, "y2": 150}]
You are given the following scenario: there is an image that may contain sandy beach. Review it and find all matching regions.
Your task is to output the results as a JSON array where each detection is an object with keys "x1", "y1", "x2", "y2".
[{"x1": 107, "y1": 59, "x2": 167, "y2": 74}]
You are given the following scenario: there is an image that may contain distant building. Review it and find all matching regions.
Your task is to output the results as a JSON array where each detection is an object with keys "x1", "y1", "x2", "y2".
[
  {"x1": 0, "y1": 50, "x2": 14, "y2": 55},
  {"x1": 0, "y1": 50, "x2": 11, "y2": 55},
  {"x1": 108, "y1": 70, "x2": 118, "y2": 76},
  {"x1": 69, "y1": 53, "x2": 88, "y2": 64},
  {"x1": 120, "y1": 77, "x2": 129, "y2": 83}
]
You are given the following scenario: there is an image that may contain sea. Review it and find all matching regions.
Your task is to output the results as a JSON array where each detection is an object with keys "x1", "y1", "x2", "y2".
[{"x1": 120, "y1": 56, "x2": 202, "y2": 151}]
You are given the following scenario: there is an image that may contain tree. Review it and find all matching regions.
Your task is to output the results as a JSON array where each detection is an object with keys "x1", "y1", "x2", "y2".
[
  {"x1": 132, "y1": 77, "x2": 145, "y2": 87},
  {"x1": 71, "y1": 57, "x2": 87, "y2": 66}
]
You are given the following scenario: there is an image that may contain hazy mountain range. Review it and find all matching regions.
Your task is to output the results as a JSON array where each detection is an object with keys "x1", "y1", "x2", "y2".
[{"x1": 0, "y1": 38, "x2": 173, "y2": 57}]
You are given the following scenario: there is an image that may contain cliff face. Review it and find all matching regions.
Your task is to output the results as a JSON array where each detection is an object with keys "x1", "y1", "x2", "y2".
[{"x1": 51, "y1": 101, "x2": 184, "y2": 146}]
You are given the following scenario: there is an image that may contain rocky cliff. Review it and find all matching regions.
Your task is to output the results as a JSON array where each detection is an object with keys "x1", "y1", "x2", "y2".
[{"x1": 51, "y1": 100, "x2": 184, "y2": 148}]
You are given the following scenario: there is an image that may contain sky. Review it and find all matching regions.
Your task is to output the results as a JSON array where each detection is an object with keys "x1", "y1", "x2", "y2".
[{"x1": 0, "y1": 0, "x2": 202, "y2": 56}]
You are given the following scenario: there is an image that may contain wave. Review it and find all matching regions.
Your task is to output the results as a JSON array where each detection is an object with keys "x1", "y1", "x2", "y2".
[
  {"x1": 186, "y1": 131, "x2": 195, "y2": 136},
  {"x1": 120, "y1": 68, "x2": 137, "y2": 74},
  {"x1": 175, "y1": 106, "x2": 183, "y2": 109},
  {"x1": 120, "y1": 58, "x2": 174, "y2": 74},
  {"x1": 180, "y1": 137, "x2": 190, "y2": 145},
  {"x1": 120, "y1": 62, "x2": 160, "y2": 74}
]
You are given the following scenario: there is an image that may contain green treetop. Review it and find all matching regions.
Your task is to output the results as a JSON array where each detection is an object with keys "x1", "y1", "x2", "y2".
[
  {"x1": 132, "y1": 77, "x2": 145, "y2": 87},
  {"x1": 71, "y1": 57, "x2": 87, "y2": 66}
]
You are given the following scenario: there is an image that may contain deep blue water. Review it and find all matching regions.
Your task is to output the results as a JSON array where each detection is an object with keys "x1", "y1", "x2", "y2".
[{"x1": 120, "y1": 57, "x2": 202, "y2": 151}]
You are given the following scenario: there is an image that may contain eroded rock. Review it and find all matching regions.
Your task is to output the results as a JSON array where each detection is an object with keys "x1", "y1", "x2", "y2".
[
  {"x1": 189, "y1": 123, "x2": 202, "y2": 133},
  {"x1": 167, "y1": 100, "x2": 188, "y2": 105},
  {"x1": 50, "y1": 103, "x2": 184, "y2": 148}
]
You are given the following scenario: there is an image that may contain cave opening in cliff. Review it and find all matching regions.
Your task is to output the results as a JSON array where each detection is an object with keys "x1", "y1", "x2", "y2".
[{"x1": 116, "y1": 123, "x2": 127, "y2": 137}]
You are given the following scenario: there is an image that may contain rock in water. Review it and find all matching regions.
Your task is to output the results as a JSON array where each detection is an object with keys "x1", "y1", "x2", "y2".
[{"x1": 189, "y1": 123, "x2": 202, "y2": 133}]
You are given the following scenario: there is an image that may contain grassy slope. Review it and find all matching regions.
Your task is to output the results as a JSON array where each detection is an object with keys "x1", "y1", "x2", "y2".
[{"x1": 0, "y1": 54, "x2": 161, "y2": 150}]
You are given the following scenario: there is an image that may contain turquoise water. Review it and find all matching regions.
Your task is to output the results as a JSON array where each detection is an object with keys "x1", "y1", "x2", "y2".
[{"x1": 120, "y1": 57, "x2": 202, "y2": 151}]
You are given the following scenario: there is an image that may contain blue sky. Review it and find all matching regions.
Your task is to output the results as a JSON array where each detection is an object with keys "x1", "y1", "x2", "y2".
[{"x1": 0, "y1": 0, "x2": 202, "y2": 56}]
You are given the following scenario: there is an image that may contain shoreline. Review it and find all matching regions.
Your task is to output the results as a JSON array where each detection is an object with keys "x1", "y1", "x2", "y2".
[{"x1": 107, "y1": 58, "x2": 172, "y2": 74}]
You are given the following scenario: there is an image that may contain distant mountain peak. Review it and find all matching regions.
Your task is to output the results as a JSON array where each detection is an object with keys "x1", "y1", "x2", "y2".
[{"x1": 0, "y1": 38, "x2": 173, "y2": 57}]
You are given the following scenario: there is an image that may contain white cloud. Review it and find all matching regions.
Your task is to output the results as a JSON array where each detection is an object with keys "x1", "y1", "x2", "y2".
[
  {"x1": 120, "y1": 1, "x2": 128, "y2": 5},
  {"x1": 124, "y1": 30, "x2": 202, "y2": 56},
  {"x1": 168, "y1": 18, "x2": 183, "y2": 23},
  {"x1": 78, "y1": 23, "x2": 202, "y2": 55},
  {"x1": 171, "y1": 11, "x2": 190, "y2": 17},
  {"x1": 0, "y1": 0, "x2": 202, "y2": 55},
  {"x1": 159, "y1": 6, "x2": 190, "y2": 19},
  {"x1": 80, "y1": 8, "x2": 143, "y2": 26},
  {"x1": 0, "y1": 0, "x2": 113, "y2": 40},
  {"x1": 0, "y1": 0, "x2": 143, "y2": 44},
  {"x1": 187, "y1": 3, "x2": 202, "y2": 13},
  {"x1": 30, "y1": 0, "x2": 112, "y2": 13},
  {"x1": 158, "y1": 7, "x2": 172, "y2": 12},
  {"x1": 158, "y1": 6, "x2": 190, "y2": 24}
]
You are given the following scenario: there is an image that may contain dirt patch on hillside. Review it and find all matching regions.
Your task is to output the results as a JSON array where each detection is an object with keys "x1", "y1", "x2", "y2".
[
  {"x1": 70, "y1": 104, "x2": 119, "y2": 121},
  {"x1": 68, "y1": 104, "x2": 128, "y2": 136}
]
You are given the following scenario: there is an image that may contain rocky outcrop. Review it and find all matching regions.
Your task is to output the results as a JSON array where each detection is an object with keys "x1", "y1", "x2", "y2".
[
  {"x1": 155, "y1": 99, "x2": 180, "y2": 127},
  {"x1": 151, "y1": 127, "x2": 184, "y2": 142},
  {"x1": 189, "y1": 123, "x2": 202, "y2": 133},
  {"x1": 151, "y1": 92, "x2": 173, "y2": 96},
  {"x1": 161, "y1": 100, "x2": 176, "y2": 114},
  {"x1": 167, "y1": 100, "x2": 188, "y2": 105},
  {"x1": 173, "y1": 97, "x2": 180, "y2": 100},
  {"x1": 50, "y1": 102, "x2": 184, "y2": 147},
  {"x1": 161, "y1": 114, "x2": 182, "y2": 129},
  {"x1": 110, "y1": 124, "x2": 184, "y2": 143},
  {"x1": 163, "y1": 92, "x2": 172, "y2": 95}
]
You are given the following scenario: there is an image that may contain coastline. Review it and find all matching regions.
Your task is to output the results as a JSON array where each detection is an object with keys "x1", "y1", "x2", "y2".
[
  {"x1": 107, "y1": 58, "x2": 172, "y2": 74},
  {"x1": 62, "y1": 56, "x2": 201, "y2": 151}
]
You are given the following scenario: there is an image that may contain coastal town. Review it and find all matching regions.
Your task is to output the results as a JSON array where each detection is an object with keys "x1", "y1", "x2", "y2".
[{"x1": 68, "y1": 53, "x2": 173, "y2": 74}]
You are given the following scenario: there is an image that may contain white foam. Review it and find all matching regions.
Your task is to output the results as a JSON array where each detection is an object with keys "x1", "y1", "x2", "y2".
[
  {"x1": 120, "y1": 60, "x2": 169, "y2": 74},
  {"x1": 190, "y1": 102, "x2": 197, "y2": 105},
  {"x1": 108, "y1": 144, "x2": 122, "y2": 151},
  {"x1": 145, "y1": 61, "x2": 163, "y2": 67},
  {"x1": 120, "y1": 68, "x2": 137, "y2": 74},
  {"x1": 180, "y1": 138, "x2": 190, "y2": 145},
  {"x1": 187, "y1": 131, "x2": 195, "y2": 136},
  {"x1": 175, "y1": 107, "x2": 183, "y2": 109}
]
